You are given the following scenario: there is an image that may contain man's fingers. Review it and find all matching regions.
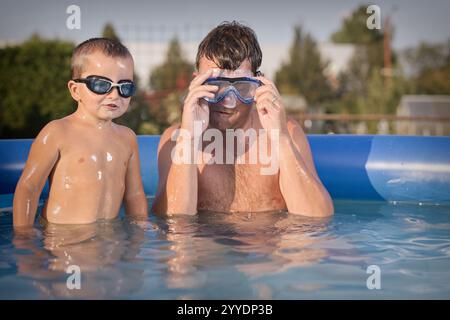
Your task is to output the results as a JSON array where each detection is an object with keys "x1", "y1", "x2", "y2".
[
  {"x1": 255, "y1": 76, "x2": 280, "y2": 95},
  {"x1": 255, "y1": 98, "x2": 269, "y2": 115},
  {"x1": 185, "y1": 90, "x2": 215, "y2": 108},
  {"x1": 254, "y1": 85, "x2": 277, "y2": 99},
  {"x1": 185, "y1": 85, "x2": 218, "y2": 102},
  {"x1": 255, "y1": 75, "x2": 274, "y2": 86},
  {"x1": 255, "y1": 91, "x2": 278, "y2": 105},
  {"x1": 189, "y1": 68, "x2": 214, "y2": 89}
]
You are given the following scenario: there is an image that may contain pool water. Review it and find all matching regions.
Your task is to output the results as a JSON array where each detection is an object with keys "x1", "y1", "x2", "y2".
[{"x1": 0, "y1": 198, "x2": 449, "y2": 299}]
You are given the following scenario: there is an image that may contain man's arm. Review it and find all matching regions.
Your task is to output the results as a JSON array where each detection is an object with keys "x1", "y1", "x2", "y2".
[
  {"x1": 151, "y1": 124, "x2": 199, "y2": 216},
  {"x1": 13, "y1": 122, "x2": 60, "y2": 227},
  {"x1": 123, "y1": 130, "x2": 148, "y2": 219},
  {"x1": 278, "y1": 118, "x2": 334, "y2": 217},
  {"x1": 152, "y1": 69, "x2": 217, "y2": 216},
  {"x1": 254, "y1": 76, "x2": 333, "y2": 217}
]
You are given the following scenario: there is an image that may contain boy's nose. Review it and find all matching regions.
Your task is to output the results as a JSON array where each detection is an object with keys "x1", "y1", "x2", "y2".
[{"x1": 106, "y1": 86, "x2": 121, "y2": 99}]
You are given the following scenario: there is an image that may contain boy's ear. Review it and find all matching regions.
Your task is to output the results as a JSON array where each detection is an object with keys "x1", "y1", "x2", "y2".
[
  {"x1": 192, "y1": 71, "x2": 198, "y2": 77},
  {"x1": 67, "y1": 80, "x2": 81, "y2": 102}
]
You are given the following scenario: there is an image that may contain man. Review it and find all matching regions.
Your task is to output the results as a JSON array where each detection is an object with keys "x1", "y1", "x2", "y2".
[{"x1": 152, "y1": 21, "x2": 333, "y2": 217}]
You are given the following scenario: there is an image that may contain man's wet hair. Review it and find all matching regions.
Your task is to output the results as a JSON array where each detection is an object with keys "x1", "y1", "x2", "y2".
[
  {"x1": 196, "y1": 21, "x2": 262, "y2": 75},
  {"x1": 71, "y1": 37, "x2": 133, "y2": 78}
]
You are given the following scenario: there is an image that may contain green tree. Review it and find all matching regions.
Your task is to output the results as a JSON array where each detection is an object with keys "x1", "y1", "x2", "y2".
[
  {"x1": 404, "y1": 39, "x2": 450, "y2": 94},
  {"x1": 0, "y1": 35, "x2": 75, "y2": 138},
  {"x1": 275, "y1": 26, "x2": 332, "y2": 106},
  {"x1": 102, "y1": 23, "x2": 121, "y2": 42},
  {"x1": 101, "y1": 23, "x2": 161, "y2": 134},
  {"x1": 114, "y1": 75, "x2": 160, "y2": 135},
  {"x1": 326, "y1": 4, "x2": 409, "y2": 123},
  {"x1": 150, "y1": 37, "x2": 193, "y2": 91},
  {"x1": 331, "y1": 5, "x2": 386, "y2": 72},
  {"x1": 148, "y1": 37, "x2": 194, "y2": 131}
]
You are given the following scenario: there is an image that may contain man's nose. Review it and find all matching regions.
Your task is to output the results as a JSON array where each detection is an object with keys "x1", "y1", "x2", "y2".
[{"x1": 222, "y1": 92, "x2": 237, "y2": 109}]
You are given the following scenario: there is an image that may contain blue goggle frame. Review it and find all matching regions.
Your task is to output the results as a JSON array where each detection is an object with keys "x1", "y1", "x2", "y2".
[{"x1": 203, "y1": 77, "x2": 263, "y2": 105}]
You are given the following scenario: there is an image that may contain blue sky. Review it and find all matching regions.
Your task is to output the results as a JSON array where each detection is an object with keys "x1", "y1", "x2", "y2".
[{"x1": 1, "y1": 0, "x2": 450, "y2": 49}]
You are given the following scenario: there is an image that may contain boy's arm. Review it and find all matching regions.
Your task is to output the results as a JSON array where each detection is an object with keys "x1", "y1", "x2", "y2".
[
  {"x1": 13, "y1": 122, "x2": 60, "y2": 228},
  {"x1": 123, "y1": 130, "x2": 148, "y2": 219}
]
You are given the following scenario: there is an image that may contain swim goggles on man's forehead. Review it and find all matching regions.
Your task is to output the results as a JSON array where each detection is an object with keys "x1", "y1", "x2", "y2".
[
  {"x1": 73, "y1": 75, "x2": 136, "y2": 98},
  {"x1": 202, "y1": 77, "x2": 263, "y2": 104}
]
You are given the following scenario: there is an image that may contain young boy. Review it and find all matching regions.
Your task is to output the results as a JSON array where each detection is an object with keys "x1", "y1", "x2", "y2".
[{"x1": 13, "y1": 38, "x2": 148, "y2": 226}]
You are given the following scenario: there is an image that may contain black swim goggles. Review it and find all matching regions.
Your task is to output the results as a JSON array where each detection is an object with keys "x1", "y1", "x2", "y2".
[{"x1": 73, "y1": 75, "x2": 136, "y2": 98}]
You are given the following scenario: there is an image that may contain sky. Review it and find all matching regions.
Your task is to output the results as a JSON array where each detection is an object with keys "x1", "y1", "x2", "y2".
[{"x1": 1, "y1": 0, "x2": 450, "y2": 50}]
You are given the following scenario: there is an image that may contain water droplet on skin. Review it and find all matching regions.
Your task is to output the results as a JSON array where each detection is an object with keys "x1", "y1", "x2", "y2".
[
  {"x1": 116, "y1": 61, "x2": 126, "y2": 69},
  {"x1": 106, "y1": 152, "x2": 113, "y2": 162},
  {"x1": 97, "y1": 171, "x2": 102, "y2": 180},
  {"x1": 91, "y1": 155, "x2": 97, "y2": 162},
  {"x1": 26, "y1": 199, "x2": 31, "y2": 216},
  {"x1": 25, "y1": 166, "x2": 37, "y2": 180},
  {"x1": 42, "y1": 133, "x2": 49, "y2": 145},
  {"x1": 64, "y1": 176, "x2": 71, "y2": 189},
  {"x1": 53, "y1": 206, "x2": 61, "y2": 215}
]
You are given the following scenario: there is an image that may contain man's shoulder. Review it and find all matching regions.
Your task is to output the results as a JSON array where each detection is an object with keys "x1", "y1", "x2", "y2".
[
  {"x1": 157, "y1": 123, "x2": 181, "y2": 155},
  {"x1": 285, "y1": 116, "x2": 306, "y2": 138},
  {"x1": 286, "y1": 116, "x2": 302, "y2": 129},
  {"x1": 162, "y1": 123, "x2": 181, "y2": 136},
  {"x1": 160, "y1": 123, "x2": 181, "y2": 143}
]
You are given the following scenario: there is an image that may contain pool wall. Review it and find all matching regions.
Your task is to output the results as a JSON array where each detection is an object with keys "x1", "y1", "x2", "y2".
[{"x1": 1, "y1": 135, "x2": 449, "y2": 207}]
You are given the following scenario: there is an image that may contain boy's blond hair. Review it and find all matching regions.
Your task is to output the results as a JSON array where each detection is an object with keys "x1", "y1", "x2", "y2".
[{"x1": 71, "y1": 37, "x2": 133, "y2": 78}]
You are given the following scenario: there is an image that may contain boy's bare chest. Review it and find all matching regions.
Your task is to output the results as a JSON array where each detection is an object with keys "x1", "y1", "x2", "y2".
[{"x1": 56, "y1": 133, "x2": 131, "y2": 177}]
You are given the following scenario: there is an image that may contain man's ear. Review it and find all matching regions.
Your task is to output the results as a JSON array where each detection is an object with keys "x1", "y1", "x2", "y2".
[
  {"x1": 193, "y1": 71, "x2": 198, "y2": 77},
  {"x1": 67, "y1": 80, "x2": 81, "y2": 102}
]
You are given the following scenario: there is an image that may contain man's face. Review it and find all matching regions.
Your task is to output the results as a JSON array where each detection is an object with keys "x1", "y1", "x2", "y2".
[
  {"x1": 71, "y1": 51, "x2": 134, "y2": 121},
  {"x1": 197, "y1": 57, "x2": 254, "y2": 131}
]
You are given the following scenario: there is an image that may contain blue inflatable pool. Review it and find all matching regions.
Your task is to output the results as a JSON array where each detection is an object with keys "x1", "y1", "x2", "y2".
[{"x1": 1, "y1": 134, "x2": 450, "y2": 210}]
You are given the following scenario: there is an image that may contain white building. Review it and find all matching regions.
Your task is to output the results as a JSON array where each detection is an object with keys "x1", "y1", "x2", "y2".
[{"x1": 396, "y1": 95, "x2": 450, "y2": 136}]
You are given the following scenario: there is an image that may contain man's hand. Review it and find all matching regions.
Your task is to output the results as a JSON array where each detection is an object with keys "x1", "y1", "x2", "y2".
[
  {"x1": 254, "y1": 76, "x2": 288, "y2": 137},
  {"x1": 181, "y1": 69, "x2": 218, "y2": 137}
]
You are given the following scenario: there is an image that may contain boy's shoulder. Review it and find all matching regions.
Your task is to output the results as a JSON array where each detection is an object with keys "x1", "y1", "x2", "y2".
[
  {"x1": 113, "y1": 123, "x2": 137, "y2": 142},
  {"x1": 31, "y1": 118, "x2": 71, "y2": 150},
  {"x1": 37, "y1": 118, "x2": 69, "y2": 137}
]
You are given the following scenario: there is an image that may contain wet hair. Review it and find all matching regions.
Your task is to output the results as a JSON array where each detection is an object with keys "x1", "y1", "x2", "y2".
[
  {"x1": 196, "y1": 21, "x2": 262, "y2": 75},
  {"x1": 71, "y1": 37, "x2": 133, "y2": 78}
]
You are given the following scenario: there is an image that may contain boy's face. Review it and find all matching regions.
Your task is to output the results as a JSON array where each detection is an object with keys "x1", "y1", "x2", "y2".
[
  {"x1": 197, "y1": 56, "x2": 254, "y2": 131},
  {"x1": 69, "y1": 51, "x2": 134, "y2": 122}
]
